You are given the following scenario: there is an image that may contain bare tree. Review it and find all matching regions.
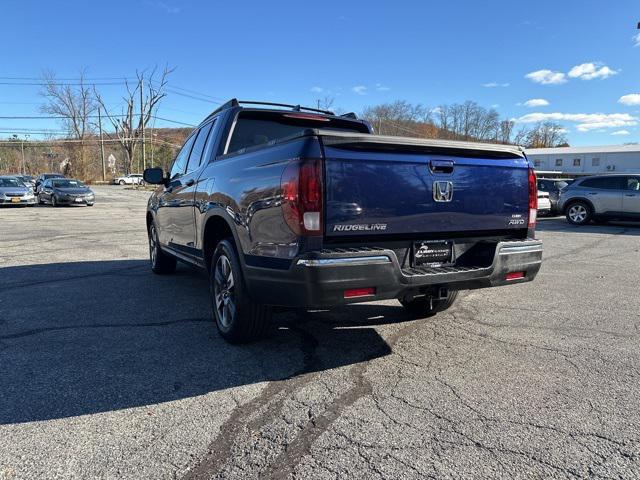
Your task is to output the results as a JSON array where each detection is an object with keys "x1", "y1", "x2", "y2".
[
  {"x1": 40, "y1": 68, "x2": 97, "y2": 177},
  {"x1": 363, "y1": 100, "x2": 431, "y2": 136},
  {"x1": 524, "y1": 122, "x2": 568, "y2": 148},
  {"x1": 315, "y1": 95, "x2": 335, "y2": 112},
  {"x1": 95, "y1": 66, "x2": 174, "y2": 174}
]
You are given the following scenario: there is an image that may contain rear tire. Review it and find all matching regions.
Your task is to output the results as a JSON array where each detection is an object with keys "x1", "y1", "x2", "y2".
[
  {"x1": 210, "y1": 239, "x2": 271, "y2": 344},
  {"x1": 148, "y1": 222, "x2": 177, "y2": 274},
  {"x1": 400, "y1": 290, "x2": 459, "y2": 317},
  {"x1": 565, "y1": 201, "x2": 592, "y2": 225}
]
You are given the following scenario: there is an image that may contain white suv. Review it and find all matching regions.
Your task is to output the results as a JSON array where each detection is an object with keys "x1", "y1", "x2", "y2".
[{"x1": 113, "y1": 174, "x2": 144, "y2": 185}]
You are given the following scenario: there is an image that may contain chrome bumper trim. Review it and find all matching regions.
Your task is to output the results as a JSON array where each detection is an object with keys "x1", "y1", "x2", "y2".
[{"x1": 296, "y1": 255, "x2": 391, "y2": 267}]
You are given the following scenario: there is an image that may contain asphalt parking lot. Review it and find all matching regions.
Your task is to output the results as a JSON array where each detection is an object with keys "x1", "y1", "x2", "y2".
[{"x1": 1, "y1": 185, "x2": 639, "y2": 479}]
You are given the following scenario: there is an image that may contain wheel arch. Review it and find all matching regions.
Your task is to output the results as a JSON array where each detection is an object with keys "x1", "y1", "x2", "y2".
[
  {"x1": 202, "y1": 212, "x2": 243, "y2": 273},
  {"x1": 563, "y1": 197, "x2": 595, "y2": 215}
]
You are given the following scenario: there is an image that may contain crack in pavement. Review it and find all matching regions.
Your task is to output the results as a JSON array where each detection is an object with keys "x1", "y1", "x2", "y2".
[
  {"x1": 0, "y1": 317, "x2": 210, "y2": 340},
  {"x1": 0, "y1": 264, "x2": 148, "y2": 291},
  {"x1": 182, "y1": 317, "x2": 423, "y2": 480}
]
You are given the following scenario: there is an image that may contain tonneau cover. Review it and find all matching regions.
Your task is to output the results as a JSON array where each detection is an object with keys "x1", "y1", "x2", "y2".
[{"x1": 312, "y1": 129, "x2": 525, "y2": 159}]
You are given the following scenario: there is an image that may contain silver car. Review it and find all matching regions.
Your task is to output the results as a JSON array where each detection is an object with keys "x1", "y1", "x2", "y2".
[
  {"x1": 0, "y1": 176, "x2": 36, "y2": 206},
  {"x1": 113, "y1": 174, "x2": 144, "y2": 185},
  {"x1": 558, "y1": 174, "x2": 640, "y2": 225}
]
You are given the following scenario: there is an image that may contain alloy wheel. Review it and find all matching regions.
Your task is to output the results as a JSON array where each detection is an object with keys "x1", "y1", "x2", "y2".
[
  {"x1": 149, "y1": 225, "x2": 158, "y2": 267},
  {"x1": 213, "y1": 254, "x2": 236, "y2": 328},
  {"x1": 568, "y1": 204, "x2": 587, "y2": 223}
]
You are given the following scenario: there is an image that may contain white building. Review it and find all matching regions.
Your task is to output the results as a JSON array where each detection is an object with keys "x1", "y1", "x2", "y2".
[{"x1": 525, "y1": 144, "x2": 640, "y2": 176}]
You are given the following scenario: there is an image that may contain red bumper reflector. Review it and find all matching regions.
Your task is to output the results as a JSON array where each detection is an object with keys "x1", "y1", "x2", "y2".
[
  {"x1": 344, "y1": 287, "x2": 376, "y2": 298},
  {"x1": 505, "y1": 271, "x2": 525, "y2": 281}
]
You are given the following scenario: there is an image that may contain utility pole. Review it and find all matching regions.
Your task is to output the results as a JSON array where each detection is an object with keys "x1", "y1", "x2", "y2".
[
  {"x1": 20, "y1": 139, "x2": 25, "y2": 174},
  {"x1": 20, "y1": 134, "x2": 28, "y2": 174},
  {"x1": 140, "y1": 77, "x2": 145, "y2": 173},
  {"x1": 98, "y1": 106, "x2": 106, "y2": 181}
]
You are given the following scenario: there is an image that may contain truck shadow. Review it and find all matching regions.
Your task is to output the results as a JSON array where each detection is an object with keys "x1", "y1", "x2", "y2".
[{"x1": 0, "y1": 260, "x2": 408, "y2": 425}]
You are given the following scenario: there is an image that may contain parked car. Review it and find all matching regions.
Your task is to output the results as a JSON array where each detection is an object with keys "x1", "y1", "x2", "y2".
[
  {"x1": 0, "y1": 175, "x2": 36, "y2": 206},
  {"x1": 537, "y1": 178, "x2": 570, "y2": 214},
  {"x1": 537, "y1": 191, "x2": 551, "y2": 215},
  {"x1": 143, "y1": 99, "x2": 542, "y2": 343},
  {"x1": 35, "y1": 173, "x2": 65, "y2": 194},
  {"x1": 113, "y1": 174, "x2": 144, "y2": 185},
  {"x1": 38, "y1": 178, "x2": 95, "y2": 206},
  {"x1": 9, "y1": 174, "x2": 36, "y2": 189},
  {"x1": 558, "y1": 174, "x2": 640, "y2": 225}
]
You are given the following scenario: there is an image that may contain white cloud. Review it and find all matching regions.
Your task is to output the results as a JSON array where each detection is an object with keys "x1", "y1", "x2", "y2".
[
  {"x1": 155, "y1": 1, "x2": 181, "y2": 14},
  {"x1": 611, "y1": 129, "x2": 631, "y2": 136},
  {"x1": 568, "y1": 62, "x2": 618, "y2": 80},
  {"x1": 618, "y1": 94, "x2": 640, "y2": 106},
  {"x1": 523, "y1": 98, "x2": 549, "y2": 107},
  {"x1": 310, "y1": 86, "x2": 324, "y2": 93},
  {"x1": 490, "y1": 104, "x2": 500, "y2": 109},
  {"x1": 525, "y1": 69, "x2": 567, "y2": 85},
  {"x1": 375, "y1": 83, "x2": 390, "y2": 91},
  {"x1": 634, "y1": 33, "x2": 640, "y2": 47},
  {"x1": 352, "y1": 85, "x2": 367, "y2": 95},
  {"x1": 482, "y1": 82, "x2": 510, "y2": 88},
  {"x1": 516, "y1": 112, "x2": 638, "y2": 132}
]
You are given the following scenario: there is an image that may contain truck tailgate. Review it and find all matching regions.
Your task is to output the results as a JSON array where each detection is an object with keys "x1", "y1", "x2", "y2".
[{"x1": 321, "y1": 135, "x2": 530, "y2": 238}]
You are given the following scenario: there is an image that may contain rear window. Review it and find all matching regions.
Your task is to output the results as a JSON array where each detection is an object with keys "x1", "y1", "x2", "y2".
[{"x1": 226, "y1": 110, "x2": 370, "y2": 155}]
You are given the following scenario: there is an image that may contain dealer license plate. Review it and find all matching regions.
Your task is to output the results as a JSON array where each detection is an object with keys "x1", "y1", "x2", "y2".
[{"x1": 413, "y1": 241, "x2": 453, "y2": 267}]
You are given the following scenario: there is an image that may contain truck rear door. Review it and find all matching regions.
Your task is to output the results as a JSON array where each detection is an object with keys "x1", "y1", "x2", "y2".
[{"x1": 322, "y1": 139, "x2": 531, "y2": 238}]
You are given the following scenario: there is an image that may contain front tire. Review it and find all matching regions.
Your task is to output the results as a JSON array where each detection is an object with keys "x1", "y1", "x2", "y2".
[
  {"x1": 148, "y1": 222, "x2": 177, "y2": 274},
  {"x1": 210, "y1": 239, "x2": 271, "y2": 344},
  {"x1": 400, "y1": 291, "x2": 459, "y2": 317},
  {"x1": 566, "y1": 201, "x2": 592, "y2": 225},
  {"x1": 51, "y1": 195, "x2": 59, "y2": 207},
  {"x1": 119, "y1": 180, "x2": 126, "y2": 185}
]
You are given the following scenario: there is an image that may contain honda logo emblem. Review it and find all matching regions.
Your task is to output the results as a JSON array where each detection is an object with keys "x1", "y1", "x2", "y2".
[{"x1": 433, "y1": 181, "x2": 453, "y2": 202}]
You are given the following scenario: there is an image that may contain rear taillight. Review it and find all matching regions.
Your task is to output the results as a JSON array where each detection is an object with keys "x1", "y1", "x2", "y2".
[
  {"x1": 281, "y1": 158, "x2": 323, "y2": 236},
  {"x1": 528, "y1": 168, "x2": 537, "y2": 229}
]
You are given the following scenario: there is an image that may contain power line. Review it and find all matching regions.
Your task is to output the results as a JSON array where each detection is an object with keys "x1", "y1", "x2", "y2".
[
  {"x1": 0, "y1": 76, "x2": 135, "y2": 81},
  {"x1": 0, "y1": 137, "x2": 183, "y2": 147},
  {"x1": 0, "y1": 114, "x2": 196, "y2": 127},
  {"x1": 0, "y1": 81, "x2": 128, "y2": 86}
]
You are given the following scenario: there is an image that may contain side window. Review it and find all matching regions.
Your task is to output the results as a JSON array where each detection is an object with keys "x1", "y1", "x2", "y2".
[
  {"x1": 626, "y1": 177, "x2": 640, "y2": 191},
  {"x1": 185, "y1": 121, "x2": 214, "y2": 174},
  {"x1": 170, "y1": 134, "x2": 197, "y2": 179},
  {"x1": 580, "y1": 177, "x2": 625, "y2": 190},
  {"x1": 555, "y1": 159, "x2": 563, "y2": 167}
]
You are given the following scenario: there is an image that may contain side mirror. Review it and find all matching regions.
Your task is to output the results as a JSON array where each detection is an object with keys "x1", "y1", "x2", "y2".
[{"x1": 143, "y1": 167, "x2": 165, "y2": 185}]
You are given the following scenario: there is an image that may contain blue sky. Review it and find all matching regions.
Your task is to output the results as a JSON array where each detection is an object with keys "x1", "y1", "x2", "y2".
[{"x1": 1, "y1": 0, "x2": 639, "y2": 146}]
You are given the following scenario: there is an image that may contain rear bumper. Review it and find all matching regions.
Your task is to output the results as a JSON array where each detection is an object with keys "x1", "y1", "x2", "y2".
[{"x1": 244, "y1": 239, "x2": 543, "y2": 307}]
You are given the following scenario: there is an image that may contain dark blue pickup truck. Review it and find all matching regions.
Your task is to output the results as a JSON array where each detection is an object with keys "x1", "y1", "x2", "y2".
[{"x1": 143, "y1": 99, "x2": 542, "y2": 343}]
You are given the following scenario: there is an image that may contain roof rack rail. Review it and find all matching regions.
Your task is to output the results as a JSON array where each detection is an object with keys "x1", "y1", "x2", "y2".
[
  {"x1": 238, "y1": 100, "x2": 334, "y2": 115},
  {"x1": 340, "y1": 112, "x2": 358, "y2": 119},
  {"x1": 208, "y1": 98, "x2": 239, "y2": 117}
]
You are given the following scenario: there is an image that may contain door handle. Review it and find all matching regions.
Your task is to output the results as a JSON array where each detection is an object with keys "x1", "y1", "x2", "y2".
[
  {"x1": 587, "y1": 192, "x2": 598, "y2": 195},
  {"x1": 185, "y1": 179, "x2": 195, "y2": 187},
  {"x1": 429, "y1": 160, "x2": 455, "y2": 174},
  {"x1": 625, "y1": 193, "x2": 637, "y2": 197}
]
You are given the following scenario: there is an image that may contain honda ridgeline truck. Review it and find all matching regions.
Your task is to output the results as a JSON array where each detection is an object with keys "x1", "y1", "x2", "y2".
[{"x1": 143, "y1": 99, "x2": 542, "y2": 343}]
